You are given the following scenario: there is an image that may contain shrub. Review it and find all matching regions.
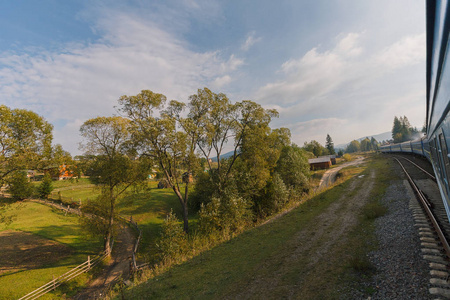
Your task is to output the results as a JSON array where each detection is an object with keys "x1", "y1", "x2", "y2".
[
  {"x1": 275, "y1": 145, "x2": 310, "y2": 194},
  {"x1": 343, "y1": 154, "x2": 352, "y2": 162},
  {"x1": 37, "y1": 173, "x2": 54, "y2": 199},
  {"x1": 198, "y1": 187, "x2": 251, "y2": 236},
  {"x1": 8, "y1": 171, "x2": 33, "y2": 200},
  {"x1": 255, "y1": 172, "x2": 289, "y2": 217},
  {"x1": 156, "y1": 210, "x2": 188, "y2": 263},
  {"x1": 189, "y1": 171, "x2": 217, "y2": 211}
]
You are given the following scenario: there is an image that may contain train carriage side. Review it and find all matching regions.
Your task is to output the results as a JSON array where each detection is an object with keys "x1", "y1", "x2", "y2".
[
  {"x1": 379, "y1": 144, "x2": 391, "y2": 153},
  {"x1": 411, "y1": 138, "x2": 426, "y2": 156},
  {"x1": 400, "y1": 141, "x2": 412, "y2": 153},
  {"x1": 390, "y1": 143, "x2": 401, "y2": 152},
  {"x1": 425, "y1": 0, "x2": 450, "y2": 222}
]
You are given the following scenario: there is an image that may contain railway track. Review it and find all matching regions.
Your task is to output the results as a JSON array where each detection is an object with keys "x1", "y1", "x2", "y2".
[{"x1": 392, "y1": 154, "x2": 450, "y2": 298}]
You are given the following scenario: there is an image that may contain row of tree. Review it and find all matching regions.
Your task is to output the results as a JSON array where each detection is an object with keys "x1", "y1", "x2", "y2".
[
  {"x1": 345, "y1": 137, "x2": 379, "y2": 153},
  {"x1": 77, "y1": 88, "x2": 313, "y2": 252},
  {"x1": 302, "y1": 134, "x2": 379, "y2": 157},
  {"x1": 392, "y1": 116, "x2": 419, "y2": 143}
]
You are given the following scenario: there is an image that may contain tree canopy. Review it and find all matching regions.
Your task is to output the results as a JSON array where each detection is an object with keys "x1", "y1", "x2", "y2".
[
  {"x1": 0, "y1": 105, "x2": 53, "y2": 183},
  {"x1": 325, "y1": 134, "x2": 335, "y2": 155},
  {"x1": 392, "y1": 116, "x2": 419, "y2": 143},
  {"x1": 80, "y1": 116, "x2": 149, "y2": 253},
  {"x1": 303, "y1": 140, "x2": 328, "y2": 157},
  {"x1": 119, "y1": 88, "x2": 282, "y2": 232}
]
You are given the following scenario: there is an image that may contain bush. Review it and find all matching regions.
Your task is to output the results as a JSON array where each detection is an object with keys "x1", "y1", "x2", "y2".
[
  {"x1": 198, "y1": 187, "x2": 251, "y2": 236},
  {"x1": 275, "y1": 145, "x2": 310, "y2": 194},
  {"x1": 343, "y1": 154, "x2": 352, "y2": 162},
  {"x1": 255, "y1": 172, "x2": 289, "y2": 217},
  {"x1": 8, "y1": 171, "x2": 33, "y2": 200},
  {"x1": 156, "y1": 210, "x2": 188, "y2": 263},
  {"x1": 189, "y1": 172, "x2": 217, "y2": 211},
  {"x1": 37, "y1": 173, "x2": 54, "y2": 199}
]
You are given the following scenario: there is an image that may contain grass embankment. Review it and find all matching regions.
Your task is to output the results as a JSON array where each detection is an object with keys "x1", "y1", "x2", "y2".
[
  {"x1": 1, "y1": 178, "x2": 184, "y2": 299},
  {"x1": 119, "y1": 154, "x2": 393, "y2": 299},
  {"x1": 0, "y1": 201, "x2": 103, "y2": 299},
  {"x1": 116, "y1": 181, "x2": 189, "y2": 260},
  {"x1": 45, "y1": 179, "x2": 189, "y2": 260}
]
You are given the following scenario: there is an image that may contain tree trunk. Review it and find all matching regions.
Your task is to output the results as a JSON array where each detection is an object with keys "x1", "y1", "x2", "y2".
[
  {"x1": 182, "y1": 201, "x2": 189, "y2": 233},
  {"x1": 104, "y1": 190, "x2": 115, "y2": 255},
  {"x1": 172, "y1": 186, "x2": 189, "y2": 233},
  {"x1": 105, "y1": 229, "x2": 112, "y2": 255}
]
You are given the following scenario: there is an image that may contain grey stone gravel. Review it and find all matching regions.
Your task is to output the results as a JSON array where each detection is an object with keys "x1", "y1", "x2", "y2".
[{"x1": 368, "y1": 181, "x2": 432, "y2": 299}]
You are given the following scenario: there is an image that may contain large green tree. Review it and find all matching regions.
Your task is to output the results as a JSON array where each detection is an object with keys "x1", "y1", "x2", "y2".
[
  {"x1": 120, "y1": 88, "x2": 282, "y2": 232},
  {"x1": 303, "y1": 140, "x2": 328, "y2": 157},
  {"x1": 346, "y1": 140, "x2": 361, "y2": 153},
  {"x1": 392, "y1": 115, "x2": 418, "y2": 143},
  {"x1": 119, "y1": 90, "x2": 197, "y2": 233},
  {"x1": 325, "y1": 134, "x2": 335, "y2": 155},
  {"x1": 80, "y1": 116, "x2": 148, "y2": 254},
  {"x1": 0, "y1": 105, "x2": 53, "y2": 183}
]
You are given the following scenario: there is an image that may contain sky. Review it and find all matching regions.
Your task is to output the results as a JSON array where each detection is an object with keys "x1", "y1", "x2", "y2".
[{"x1": 0, "y1": 0, "x2": 426, "y2": 155}]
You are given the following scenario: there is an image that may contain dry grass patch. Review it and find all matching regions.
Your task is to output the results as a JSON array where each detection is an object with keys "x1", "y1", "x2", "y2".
[{"x1": 0, "y1": 230, "x2": 72, "y2": 276}]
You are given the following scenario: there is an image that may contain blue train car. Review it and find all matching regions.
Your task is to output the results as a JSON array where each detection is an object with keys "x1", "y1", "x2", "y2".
[
  {"x1": 381, "y1": 1, "x2": 450, "y2": 222},
  {"x1": 379, "y1": 144, "x2": 391, "y2": 153},
  {"x1": 400, "y1": 141, "x2": 412, "y2": 153},
  {"x1": 411, "y1": 138, "x2": 425, "y2": 156},
  {"x1": 425, "y1": 0, "x2": 450, "y2": 221},
  {"x1": 390, "y1": 143, "x2": 402, "y2": 152}
]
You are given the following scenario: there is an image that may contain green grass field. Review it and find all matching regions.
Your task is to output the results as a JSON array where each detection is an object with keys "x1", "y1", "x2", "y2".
[
  {"x1": 35, "y1": 178, "x2": 192, "y2": 261},
  {"x1": 0, "y1": 201, "x2": 102, "y2": 299},
  {"x1": 118, "y1": 154, "x2": 391, "y2": 299},
  {"x1": 117, "y1": 181, "x2": 196, "y2": 260}
]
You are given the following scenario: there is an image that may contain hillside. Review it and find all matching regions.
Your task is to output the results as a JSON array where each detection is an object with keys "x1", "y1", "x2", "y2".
[
  {"x1": 120, "y1": 155, "x2": 394, "y2": 299},
  {"x1": 336, "y1": 131, "x2": 392, "y2": 150}
]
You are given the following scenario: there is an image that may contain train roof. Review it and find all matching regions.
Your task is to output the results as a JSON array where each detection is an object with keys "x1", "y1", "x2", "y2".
[{"x1": 426, "y1": 0, "x2": 450, "y2": 136}]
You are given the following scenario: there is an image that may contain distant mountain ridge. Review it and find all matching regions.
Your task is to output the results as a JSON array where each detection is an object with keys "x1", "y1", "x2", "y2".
[
  {"x1": 212, "y1": 132, "x2": 393, "y2": 158},
  {"x1": 335, "y1": 131, "x2": 392, "y2": 150},
  {"x1": 211, "y1": 150, "x2": 235, "y2": 162}
]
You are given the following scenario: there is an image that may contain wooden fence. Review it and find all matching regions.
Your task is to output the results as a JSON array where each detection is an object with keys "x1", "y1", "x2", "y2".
[
  {"x1": 20, "y1": 199, "x2": 146, "y2": 298},
  {"x1": 18, "y1": 250, "x2": 110, "y2": 300}
]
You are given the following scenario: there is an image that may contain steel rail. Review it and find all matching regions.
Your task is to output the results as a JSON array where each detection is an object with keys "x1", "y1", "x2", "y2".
[
  {"x1": 394, "y1": 157, "x2": 450, "y2": 259},
  {"x1": 397, "y1": 155, "x2": 436, "y2": 181}
]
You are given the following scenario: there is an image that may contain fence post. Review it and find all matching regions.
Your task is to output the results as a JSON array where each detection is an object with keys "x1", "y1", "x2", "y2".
[
  {"x1": 53, "y1": 275, "x2": 56, "y2": 290},
  {"x1": 88, "y1": 255, "x2": 91, "y2": 269}
]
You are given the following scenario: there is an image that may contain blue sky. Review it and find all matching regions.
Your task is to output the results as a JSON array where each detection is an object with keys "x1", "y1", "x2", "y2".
[{"x1": 0, "y1": 0, "x2": 426, "y2": 155}]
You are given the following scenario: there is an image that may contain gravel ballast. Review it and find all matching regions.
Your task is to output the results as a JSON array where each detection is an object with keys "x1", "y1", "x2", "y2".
[{"x1": 368, "y1": 181, "x2": 432, "y2": 299}]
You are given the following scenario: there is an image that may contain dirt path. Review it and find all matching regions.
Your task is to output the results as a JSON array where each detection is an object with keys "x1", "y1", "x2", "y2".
[
  {"x1": 25, "y1": 199, "x2": 136, "y2": 299},
  {"x1": 73, "y1": 224, "x2": 135, "y2": 299},
  {"x1": 318, "y1": 156, "x2": 365, "y2": 189},
  {"x1": 226, "y1": 168, "x2": 375, "y2": 299}
]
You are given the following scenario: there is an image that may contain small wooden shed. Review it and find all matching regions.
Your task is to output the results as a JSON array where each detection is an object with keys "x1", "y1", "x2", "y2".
[
  {"x1": 318, "y1": 155, "x2": 337, "y2": 165},
  {"x1": 308, "y1": 157, "x2": 332, "y2": 170}
]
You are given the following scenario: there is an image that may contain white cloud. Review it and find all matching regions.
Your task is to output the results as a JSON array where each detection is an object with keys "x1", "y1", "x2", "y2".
[
  {"x1": 376, "y1": 33, "x2": 426, "y2": 70},
  {"x1": 335, "y1": 33, "x2": 363, "y2": 57},
  {"x1": 220, "y1": 54, "x2": 244, "y2": 72},
  {"x1": 255, "y1": 32, "x2": 425, "y2": 146},
  {"x1": 288, "y1": 118, "x2": 348, "y2": 140},
  {"x1": 0, "y1": 9, "x2": 234, "y2": 155},
  {"x1": 241, "y1": 31, "x2": 262, "y2": 51},
  {"x1": 211, "y1": 75, "x2": 232, "y2": 89}
]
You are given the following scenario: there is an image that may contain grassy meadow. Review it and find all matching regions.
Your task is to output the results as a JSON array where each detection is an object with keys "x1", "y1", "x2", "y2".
[
  {"x1": 119, "y1": 154, "x2": 392, "y2": 299},
  {"x1": 0, "y1": 201, "x2": 103, "y2": 299},
  {"x1": 1, "y1": 153, "x2": 370, "y2": 299}
]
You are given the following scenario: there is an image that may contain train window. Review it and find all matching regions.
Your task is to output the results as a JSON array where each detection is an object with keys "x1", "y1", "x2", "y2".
[
  {"x1": 430, "y1": 138, "x2": 441, "y2": 177},
  {"x1": 439, "y1": 133, "x2": 450, "y2": 189}
]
